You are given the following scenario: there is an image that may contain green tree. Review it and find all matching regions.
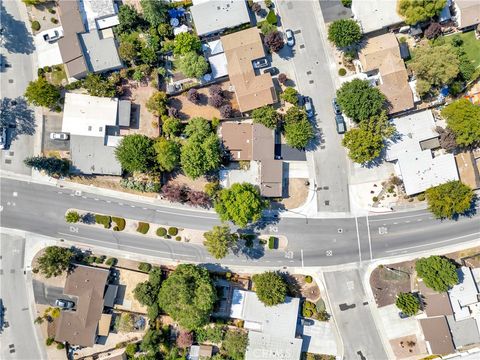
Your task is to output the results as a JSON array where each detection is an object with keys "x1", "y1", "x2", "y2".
[
  {"x1": 398, "y1": 0, "x2": 446, "y2": 25},
  {"x1": 140, "y1": 329, "x2": 162, "y2": 356},
  {"x1": 36, "y1": 246, "x2": 73, "y2": 278},
  {"x1": 24, "y1": 156, "x2": 69, "y2": 177},
  {"x1": 252, "y1": 105, "x2": 279, "y2": 129},
  {"x1": 118, "y1": 41, "x2": 138, "y2": 62},
  {"x1": 153, "y1": 137, "x2": 180, "y2": 172},
  {"x1": 336, "y1": 79, "x2": 386, "y2": 121},
  {"x1": 83, "y1": 73, "x2": 117, "y2": 97},
  {"x1": 140, "y1": 0, "x2": 167, "y2": 27},
  {"x1": 260, "y1": 21, "x2": 277, "y2": 35},
  {"x1": 181, "y1": 134, "x2": 221, "y2": 179},
  {"x1": 342, "y1": 127, "x2": 382, "y2": 163},
  {"x1": 441, "y1": 99, "x2": 480, "y2": 147},
  {"x1": 117, "y1": 4, "x2": 143, "y2": 34},
  {"x1": 178, "y1": 52, "x2": 209, "y2": 78},
  {"x1": 65, "y1": 211, "x2": 80, "y2": 223},
  {"x1": 395, "y1": 292, "x2": 420, "y2": 316},
  {"x1": 425, "y1": 181, "x2": 474, "y2": 219},
  {"x1": 115, "y1": 134, "x2": 155, "y2": 173},
  {"x1": 146, "y1": 91, "x2": 168, "y2": 116},
  {"x1": 280, "y1": 87, "x2": 298, "y2": 105},
  {"x1": 214, "y1": 183, "x2": 267, "y2": 228},
  {"x1": 158, "y1": 264, "x2": 216, "y2": 330},
  {"x1": 162, "y1": 117, "x2": 183, "y2": 138},
  {"x1": 408, "y1": 43, "x2": 459, "y2": 96},
  {"x1": 222, "y1": 330, "x2": 248, "y2": 360},
  {"x1": 24, "y1": 77, "x2": 60, "y2": 108},
  {"x1": 184, "y1": 117, "x2": 212, "y2": 140},
  {"x1": 416, "y1": 255, "x2": 459, "y2": 292},
  {"x1": 327, "y1": 19, "x2": 362, "y2": 48},
  {"x1": 173, "y1": 32, "x2": 202, "y2": 55},
  {"x1": 203, "y1": 225, "x2": 237, "y2": 259},
  {"x1": 284, "y1": 118, "x2": 314, "y2": 149},
  {"x1": 252, "y1": 271, "x2": 287, "y2": 306},
  {"x1": 133, "y1": 267, "x2": 163, "y2": 306}
]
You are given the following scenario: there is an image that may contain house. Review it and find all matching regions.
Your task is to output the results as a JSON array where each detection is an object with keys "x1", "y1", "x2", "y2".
[
  {"x1": 385, "y1": 110, "x2": 459, "y2": 195},
  {"x1": 220, "y1": 122, "x2": 283, "y2": 197},
  {"x1": 351, "y1": 0, "x2": 404, "y2": 34},
  {"x1": 419, "y1": 280, "x2": 453, "y2": 317},
  {"x1": 358, "y1": 33, "x2": 414, "y2": 114},
  {"x1": 62, "y1": 93, "x2": 130, "y2": 175},
  {"x1": 455, "y1": 151, "x2": 480, "y2": 189},
  {"x1": 221, "y1": 28, "x2": 277, "y2": 113},
  {"x1": 448, "y1": 267, "x2": 480, "y2": 322},
  {"x1": 419, "y1": 317, "x2": 456, "y2": 355},
  {"x1": 454, "y1": 0, "x2": 480, "y2": 29},
  {"x1": 230, "y1": 289, "x2": 303, "y2": 360},
  {"x1": 188, "y1": 344, "x2": 213, "y2": 360},
  {"x1": 202, "y1": 40, "x2": 228, "y2": 80},
  {"x1": 57, "y1": 0, "x2": 122, "y2": 81},
  {"x1": 190, "y1": 0, "x2": 251, "y2": 37},
  {"x1": 55, "y1": 265, "x2": 110, "y2": 347}
]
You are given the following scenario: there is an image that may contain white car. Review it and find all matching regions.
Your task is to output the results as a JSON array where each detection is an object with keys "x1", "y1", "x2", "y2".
[
  {"x1": 50, "y1": 132, "x2": 69, "y2": 140},
  {"x1": 42, "y1": 29, "x2": 62, "y2": 43},
  {"x1": 285, "y1": 29, "x2": 295, "y2": 47}
]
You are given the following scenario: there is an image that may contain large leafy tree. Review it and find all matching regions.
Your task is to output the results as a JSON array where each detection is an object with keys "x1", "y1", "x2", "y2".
[
  {"x1": 24, "y1": 156, "x2": 69, "y2": 177},
  {"x1": 263, "y1": 30, "x2": 284, "y2": 52},
  {"x1": 36, "y1": 246, "x2": 73, "y2": 278},
  {"x1": 24, "y1": 77, "x2": 60, "y2": 108},
  {"x1": 342, "y1": 128, "x2": 383, "y2": 164},
  {"x1": 252, "y1": 106, "x2": 279, "y2": 129},
  {"x1": 178, "y1": 52, "x2": 209, "y2": 78},
  {"x1": 173, "y1": 32, "x2": 202, "y2": 56},
  {"x1": 284, "y1": 118, "x2": 315, "y2": 149},
  {"x1": 140, "y1": 0, "x2": 167, "y2": 27},
  {"x1": 336, "y1": 79, "x2": 386, "y2": 122},
  {"x1": 181, "y1": 134, "x2": 221, "y2": 179},
  {"x1": 280, "y1": 87, "x2": 298, "y2": 105},
  {"x1": 425, "y1": 181, "x2": 474, "y2": 219},
  {"x1": 222, "y1": 330, "x2": 249, "y2": 360},
  {"x1": 162, "y1": 117, "x2": 183, "y2": 138},
  {"x1": 83, "y1": 73, "x2": 117, "y2": 97},
  {"x1": 146, "y1": 91, "x2": 168, "y2": 116},
  {"x1": 214, "y1": 183, "x2": 267, "y2": 227},
  {"x1": 153, "y1": 137, "x2": 180, "y2": 172},
  {"x1": 398, "y1": 0, "x2": 446, "y2": 25},
  {"x1": 441, "y1": 99, "x2": 480, "y2": 147},
  {"x1": 115, "y1": 134, "x2": 155, "y2": 173},
  {"x1": 140, "y1": 329, "x2": 162, "y2": 356},
  {"x1": 395, "y1": 293, "x2": 420, "y2": 316},
  {"x1": 408, "y1": 43, "x2": 459, "y2": 97},
  {"x1": 184, "y1": 117, "x2": 212, "y2": 140},
  {"x1": 252, "y1": 271, "x2": 287, "y2": 306},
  {"x1": 327, "y1": 19, "x2": 362, "y2": 48},
  {"x1": 158, "y1": 264, "x2": 216, "y2": 330},
  {"x1": 117, "y1": 4, "x2": 143, "y2": 34},
  {"x1": 133, "y1": 267, "x2": 162, "y2": 307},
  {"x1": 415, "y1": 256, "x2": 459, "y2": 292},
  {"x1": 203, "y1": 225, "x2": 237, "y2": 259}
]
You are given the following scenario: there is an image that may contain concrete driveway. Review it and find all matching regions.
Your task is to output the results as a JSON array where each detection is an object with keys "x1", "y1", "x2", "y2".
[
  {"x1": 32, "y1": 279, "x2": 76, "y2": 307},
  {"x1": 33, "y1": 27, "x2": 63, "y2": 68},
  {"x1": 42, "y1": 114, "x2": 69, "y2": 152},
  {"x1": 319, "y1": 0, "x2": 353, "y2": 23},
  {"x1": 300, "y1": 319, "x2": 337, "y2": 356}
]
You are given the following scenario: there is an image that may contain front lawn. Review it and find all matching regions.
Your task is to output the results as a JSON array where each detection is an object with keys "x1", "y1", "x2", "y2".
[{"x1": 444, "y1": 31, "x2": 480, "y2": 68}]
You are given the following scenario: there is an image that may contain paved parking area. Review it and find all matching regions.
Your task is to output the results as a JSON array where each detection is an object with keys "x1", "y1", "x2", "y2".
[
  {"x1": 377, "y1": 304, "x2": 419, "y2": 340},
  {"x1": 319, "y1": 0, "x2": 353, "y2": 23},
  {"x1": 33, "y1": 27, "x2": 63, "y2": 68},
  {"x1": 32, "y1": 279, "x2": 76, "y2": 307},
  {"x1": 42, "y1": 114, "x2": 69, "y2": 152},
  {"x1": 301, "y1": 319, "x2": 337, "y2": 355}
]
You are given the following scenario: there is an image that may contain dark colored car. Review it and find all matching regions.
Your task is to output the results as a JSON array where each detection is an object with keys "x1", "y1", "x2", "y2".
[
  {"x1": 304, "y1": 96, "x2": 314, "y2": 118},
  {"x1": 263, "y1": 67, "x2": 279, "y2": 76},
  {"x1": 55, "y1": 299, "x2": 75, "y2": 310},
  {"x1": 252, "y1": 58, "x2": 269, "y2": 69},
  {"x1": 335, "y1": 114, "x2": 346, "y2": 134},
  {"x1": 332, "y1": 98, "x2": 342, "y2": 114}
]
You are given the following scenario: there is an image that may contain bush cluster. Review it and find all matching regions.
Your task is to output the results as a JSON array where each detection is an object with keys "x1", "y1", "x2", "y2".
[
  {"x1": 112, "y1": 217, "x2": 126, "y2": 231},
  {"x1": 105, "y1": 258, "x2": 117, "y2": 266},
  {"x1": 266, "y1": 9, "x2": 277, "y2": 25},
  {"x1": 120, "y1": 178, "x2": 161, "y2": 193},
  {"x1": 95, "y1": 214, "x2": 112, "y2": 229},
  {"x1": 137, "y1": 222, "x2": 150, "y2": 234},
  {"x1": 305, "y1": 275, "x2": 313, "y2": 283},
  {"x1": 168, "y1": 227, "x2": 178, "y2": 236},
  {"x1": 138, "y1": 262, "x2": 152, "y2": 273},
  {"x1": 268, "y1": 236, "x2": 277, "y2": 249},
  {"x1": 95, "y1": 255, "x2": 106, "y2": 264},
  {"x1": 31, "y1": 21, "x2": 41, "y2": 31},
  {"x1": 156, "y1": 227, "x2": 167, "y2": 237},
  {"x1": 161, "y1": 184, "x2": 211, "y2": 208}
]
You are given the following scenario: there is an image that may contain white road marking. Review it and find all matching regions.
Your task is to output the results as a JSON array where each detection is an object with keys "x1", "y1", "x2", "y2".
[
  {"x1": 69, "y1": 226, "x2": 79, "y2": 233},
  {"x1": 378, "y1": 226, "x2": 388, "y2": 235},
  {"x1": 154, "y1": 208, "x2": 217, "y2": 220},
  {"x1": 346, "y1": 280, "x2": 354, "y2": 290},
  {"x1": 130, "y1": 205, "x2": 135, "y2": 208},
  {"x1": 354, "y1": 216, "x2": 362, "y2": 263},
  {"x1": 269, "y1": 226, "x2": 278, "y2": 233},
  {"x1": 94, "y1": 198, "x2": 99, "y2": 201},
  {"x1": 106, "y1": 200, "x2": 111, "y2": 203},
  {"x1": 326, "y1": 250, "x2": 333, "y2": 256},
  {"x1": 12, "y1": 192, "x2": 17, "y2": 197},
  {"x1": 369, "y1": 212, "x2": 431, "y2": 222},
  {"x1": 0, "y1": 206, "x2": 3, "y2": 212},
  {"x1": 385, "y1": 232, "x2": 480, "y2": 253},
  {"x1": 366, "y1": 215, "x2": 372, "y2": 260},
  {"x1": 301, "y1": 249, "x2": 304, "y2": 267}
]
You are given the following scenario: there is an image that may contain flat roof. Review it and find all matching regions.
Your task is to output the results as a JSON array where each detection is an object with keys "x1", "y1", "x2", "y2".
[
  {"x1": 81, "y1": 0, "x2": 117, "y2": 31},
  {"x1": 79, "y1": 30, "x2": 123, "y2": 73},
  {"x1": 70, "y1": 135, "x2": 122, "y2": 175},
  {"x1": 246, "y1": 331, "x2": 303, "y2": 360},
  {"x1": 220, "y1": 122, "x2": 253, "y2": 161},
  {"x1": 351, "y1": 0, "x2": 403, "y2": 34},
  {"x1": 62, "y1": 93, "x2": 118, "y2": 137},
  {"x1": 191, "y1": 0, "x2": 250, "y2": 36},
  {"x1": 449, "y1": 266, "x2": 480, "y2": 321},
  {"x1": 209, "y1": 52, "x2": 228, "y2": 79},
  {"x1": 420, "y1": 317, "x2": 455, "y2": 356},
  {"x1": 446, "y1": 315, "x2": 480, "y2": 348},
  {"x1": 221, "y1": 28, "x2": 276, "y2": 112},
  {"x1": 55, "y1": 265, "x2": 109, "y2": 347},
  {"x1": 419, "y1": 280, "x2": 453, "y2": 317},
  {"x1": 118, "y1": 100, "x2": 131, "y2": 127},
  {"x1": 455, "y1": 0, "x2": 480, "y2": 28}
]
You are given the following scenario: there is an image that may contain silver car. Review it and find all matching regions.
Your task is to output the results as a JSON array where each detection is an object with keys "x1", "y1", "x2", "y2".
[
  {"x1": 50, "y1": 132, "x2": 69, "y2": 140},
  {"x1": 285, "y1": 29, "x2": 295, "y2": 47},
  {"x1": 55, "y1": 299, "x2": 74, "y2": 309}
]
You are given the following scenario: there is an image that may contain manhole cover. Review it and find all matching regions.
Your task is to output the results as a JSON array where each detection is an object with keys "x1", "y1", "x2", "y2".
[
  {"x1": 5, "y1": 159, "x2": 11, "y2": 164},
  {"x1": 323, "y1": 186, "x2": 329, "y2": 190},
  {"x1": 338, "y1": 228, "x2": 343, "y2": 233},
  {"x1": 294, "y1": 29, "x2": 301, "y2": 34},
  {"x1": 8, "y1": 79, "x2": 13, "y2": 83},
  {"x1": 10, "y1": 269, "x2": 15, "y2": 273},
  {"x1": 9, "y1": 151, "x2": 14, "y2": 156},
  {"x1": 320, "y1": 145, "x2": 325, "y2": 149},
  {"x1": 299, "y1": 44, "x2": 305, "y2": 49},
  {"x1": 324, "y1": 200, "x2": 329, "y2": 206},
  {"x1": 306, "y1": 70, "x2": 312, "y2": 75},
  {"x1": 309, "y1": 80, "x2": 314, "y2": 84}
]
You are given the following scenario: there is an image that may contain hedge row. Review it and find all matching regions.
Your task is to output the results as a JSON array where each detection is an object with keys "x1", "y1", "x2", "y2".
[
  {"x1": 112, "y1": 217, "x2": 126, "y2": 231},
  {"x1": 137, "y1": 222, "x2": 150, "y2": 234},
  {"x1": 95, "y1": 214, "x2": 111, "y2": 229}
]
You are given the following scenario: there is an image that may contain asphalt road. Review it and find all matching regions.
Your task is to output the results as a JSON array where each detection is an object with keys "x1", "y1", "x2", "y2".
[
  {"x1": 0, "y1": 234, "x2": 45, "y2": 360},
  {"x1": 1, "y1": 178, "x2": 479, "y2": 268},
  {"x1": 276, "y1": 0, "x2": 350, "y2": 213}
]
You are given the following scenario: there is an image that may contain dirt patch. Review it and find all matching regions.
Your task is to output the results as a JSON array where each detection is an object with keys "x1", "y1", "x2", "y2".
[
  {"x1": 443, "y1": 246, "x2": 480, "y2": 267},
  {"x1": 390, "y1": 334, "x2": 426, "y2": 359},
  {"x1": 26, "y1": 2, "x2": 60, "y2": 34},
  {"x1": 275, "y1": 178, "x2": 309, "y2": 209},
  {"x1": 370, "y1": 261, "x2": 414, "y2": 307},
  {"x1": 114, "y1": 269, "x2": 149, "y2": 314},
  {"x1": 65, "y1": 176, "x2": 159, "y2": 198},
  {"x1": 166, "y1": 172, "x2": 209, "y2": 192},
  {"x1": 169, "y1": 81, "x2": 240, "y2": 120}
]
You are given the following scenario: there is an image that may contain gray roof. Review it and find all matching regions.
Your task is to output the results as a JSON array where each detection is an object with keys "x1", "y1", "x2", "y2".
[
  {"x1": 70, "y1": 135, "x2": 122, "y2": 175},
  {"x1": 117, "y1": 100, "x2": 131, "y2": 127},
  {"x1": 277, "y1": 144, "x2": 307, "y2": 161},
  {"x1": 103, "y1": 284, "x2": 118, "y2": 308},
  {"x1": 447, "y1": 315, "x2": 480, "y2": 348},
  {"x1": 79, "y1": 31, "x2": 122, "y2": 73}
]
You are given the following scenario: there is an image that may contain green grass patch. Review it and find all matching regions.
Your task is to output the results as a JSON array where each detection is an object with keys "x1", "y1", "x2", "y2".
[
  {"x1": 268, "y1": 236, "x2": 277, "y2": 250},
  {"x1": 112, "y1": 217, "x2": 126, "y2": 231},
  {"x1": 95, "y1": 214, "x2": 111, "y2": 229},
  {"x1": 49, "y1": 65, "x2": 67, "y2": 86},
  {"x1": 137, "y1": 222, "x2": 150, "y2": 234},
  {"x1": 444, "y1": 31, "x2": 480, "y2": 68}
]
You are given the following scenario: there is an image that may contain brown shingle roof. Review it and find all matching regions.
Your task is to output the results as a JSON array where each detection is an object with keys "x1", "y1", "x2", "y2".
[
  {"x1": 420, "y1": 317, "x2": 455, "y2": 356},
  {"x1": 359, "y1": 33, "x2": 414, "y2": 114},
  {"x1": 55, "y1": 265, "x2": 109, "y2": 347},
  {"x1": 220, "y1": 122, "x2": 253, "y2": 161},
  {"x1": 221, "y1": 28, "x2": 276, "y2": 112},
  {"x1": 455, "y1": 0, "x2": 480, "y2": 28}
]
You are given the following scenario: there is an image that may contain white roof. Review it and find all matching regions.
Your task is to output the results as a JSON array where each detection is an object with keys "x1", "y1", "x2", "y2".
[
  {"x1": 81, "y1": 0, "x2": 117, "y2": 31},
  {"x1": 190, "y1": 0, "x2": 250, "y2": 36},
  {"x1": 202, "y1": 39, "x2": 224, "y2": 55},
  {"x1": 209, "y1": 52, "x2": 228, "y2": 79},
  {"x1": 386, "y1": 110, "x2": 438, "y2": 161},
  {"x1": 62, "y1": 93, "x2": 118, "y2": 137},
  {"x1": 449, "y1": 267, "x2": 480, "y2": 321},
  {"x1": 351, "y1": 0, "x2": 403, "y2": 33},
  {"x1": 246, "y1": 332, "x2": 303, "y2": 360},
  {"x1": 96, "y1": 15, "x2": 119, "y2": 30},
  {"x1": 397, "y1": 151, "x2": 459, "y2": 195}
]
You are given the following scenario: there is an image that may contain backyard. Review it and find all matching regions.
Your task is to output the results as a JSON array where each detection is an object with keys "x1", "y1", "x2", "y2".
[{"x1": 444, "y1": 30, "x2": 480, "y2": 69}]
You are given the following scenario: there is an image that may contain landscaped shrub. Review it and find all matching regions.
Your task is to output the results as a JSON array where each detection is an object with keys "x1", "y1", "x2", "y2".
[
  {"x1": 65, "y1": 211, "x2": 80, "y2": 223},
  {"x1": 168, "y1": 227, "x2": 179, "y2": 236},
  {"x1": 338, "y1": 68, "x2": 347, "y2": 76},
  {"x1": 51, "y1": 17, "x2": 58, "y2": 24},
  {"x1": 46, "y1": 337, "x2": 54, "y2": 346},
  {"x1": 95, "y1": 255, "x2": 106, "y2": 264},
  {"x1": 37, "y1": 68, "x2": 45, "y2": 77},
  {"x1": 120, "y1": 178, "x2": 161, "y2": 193},
  {"x1": 113, "y1": 226, "x2": 120, "y2": 231},
  {"x1": 176, "y1": 236, "x2": 182, "y2": 241},
  {"x1": 417, "y1": 193, "x2": 426, "y2": 201},
  {"x1": 105, "y1": 258, "x2": 117, "y2": 266},
  {"x1": 305, "y1": 275, "x2": 313, "y2": 283},
  {"x1": 156, "y1": 227, "x2": 167, "y2": 237},
  {"x1": 31, "y1": 21, "x2": 41, "y2": 31},
  {"x1": 266, "y1": 10, "x2": 277, "y2": 25},
  {"x1": 95, "y1": 214, "x2": 111, "y2": 229},
  {"x1": 220, "y1": 104, "x2": 233, "y2": 118},
  {"x1": 268, "y1": 236, "x2": 277, "y2": 249},
  {"x1": 138, "y1": 262, "x2": 152, "y2": 272},
  {"x1": 48, "y1": 8, "x2": 56, "y2": 14},
  {"x1": 303, "y1": 308, "x2": 313, "y2": 318},
  {"x1": 56, "y1": 343, "x2": 65, "y2": 350},
  {"x1": 278, "y1": 73, "x2": 287, "y2": 84},
  {"x1": 137, "y1": 222, "x2": 150, "y2": 234},
  {"x1": 85, "y1": 256, "x2": 96, "y2": 264},
  {"x1": 112, "y1": 217, "x2": 126, "y2": 231}
]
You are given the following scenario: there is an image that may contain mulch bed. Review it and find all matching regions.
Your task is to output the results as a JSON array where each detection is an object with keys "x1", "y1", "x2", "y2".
[{"x1": 370, "y1": 261, "x2": 415, "y2": 307}]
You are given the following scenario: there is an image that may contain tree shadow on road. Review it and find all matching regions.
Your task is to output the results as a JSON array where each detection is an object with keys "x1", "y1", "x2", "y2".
[
  {"x1": 0, "y1": 97, "x2": 36, "y2": 142},
  {"x1": 1, "y1": 2, "x2": 36, "y2": 55}
]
